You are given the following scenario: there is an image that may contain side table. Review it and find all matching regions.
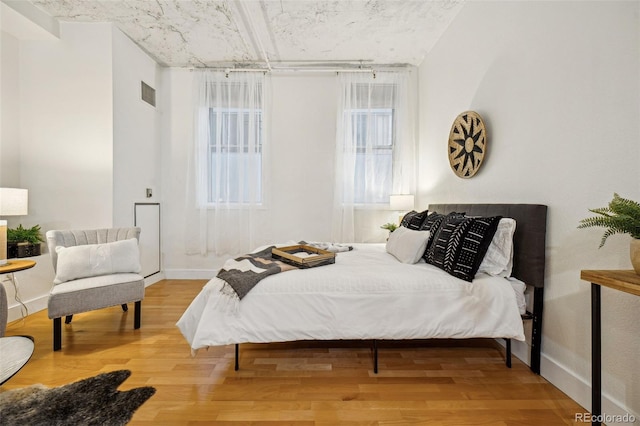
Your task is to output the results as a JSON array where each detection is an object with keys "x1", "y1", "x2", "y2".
[
  {"x1": 0, "y1": 335, "x2": 35, "y2": 385},
  {"x1": 580, "y1": 270, "x2": 640, "y2": 426},
  {"x1": 0, "y1": 260, "x2": 36, "y2": 319}
]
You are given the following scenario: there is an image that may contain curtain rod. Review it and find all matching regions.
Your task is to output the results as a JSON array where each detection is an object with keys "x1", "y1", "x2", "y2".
[
  {"x1": 185, "y1": 60, "x2": 411, "y2": 72},
  {"x1": 187, "y1": 66, "x2": 411, "y2": 74}
]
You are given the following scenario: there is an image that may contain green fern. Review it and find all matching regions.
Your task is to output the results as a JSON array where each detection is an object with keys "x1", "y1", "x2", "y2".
[
  {"x1": 7, "y1": 224, "x2": 44, "y2": 244},
  {"x1": 578, "y1": 193, "x2": 640, "y2": 247}
]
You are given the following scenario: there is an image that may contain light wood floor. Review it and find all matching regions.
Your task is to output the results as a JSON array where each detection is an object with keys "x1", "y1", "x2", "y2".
[{"x1": 3, "y1": 279, "x2": 586, "y2": 425}]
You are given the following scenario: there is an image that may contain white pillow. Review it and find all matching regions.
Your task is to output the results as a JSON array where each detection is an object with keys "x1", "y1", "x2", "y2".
[
  {"x1": 477, "y1": 218, "x2": 516, "y2": 277},
  {"x1": 385, "y1": 226, "x2": 431, "y2": 264},
  {"x1": 54, "y1": 238, "x2": 141, "y2": 284}
]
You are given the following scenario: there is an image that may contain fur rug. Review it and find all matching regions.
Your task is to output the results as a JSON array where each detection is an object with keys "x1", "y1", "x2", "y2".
[{"x1": 0, "y1": 370, "x2": 155, "y2": 425}]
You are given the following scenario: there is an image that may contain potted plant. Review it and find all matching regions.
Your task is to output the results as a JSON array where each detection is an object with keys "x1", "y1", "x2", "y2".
[
  {"x1": 7, "y1": 224, "x2": 44, "y2": 258},
  {"x1": 578, "y1": 193, "x2": 640, "y2": 274},
  {"x1": 380, "y1": 223, "x2": 399, "y2": 233}
]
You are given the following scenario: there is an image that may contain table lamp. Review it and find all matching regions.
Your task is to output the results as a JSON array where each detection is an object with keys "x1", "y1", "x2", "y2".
[
  {"x1": 390, "y1": 194, "x2": 414, "y2": 224},
  {"x1": 0, "y1": 188, "x2": 29, "y2": 266}
]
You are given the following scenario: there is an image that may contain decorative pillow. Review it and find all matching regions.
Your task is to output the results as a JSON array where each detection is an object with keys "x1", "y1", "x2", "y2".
[
  {"x1": 477, "y1": 218, "x2": 517, "y2": 277},
  {"x1": 54, "y1": 238, "x2": 141, "y2": 284},
  {"x1": 422, "y1": 211, "x2": 465, "y2": 250},
  {"x1": 424, "y1": 215, "x2": 502, "y2": 282},
  {"x1": 400, "y1": 210, "x2": 429, "y2": 230},
  {"x1": 399, "y1": 210, "x2": 417, "y2": 227},
  {"x1": 385, "y1": 226, "x2": 431, "y2": 264},
  {"x1": 420, "y1": 212, "x2": 447, "y2": 231},
  {"x1": 423, "y1": 213, "x2": 468, "y2": 265}
]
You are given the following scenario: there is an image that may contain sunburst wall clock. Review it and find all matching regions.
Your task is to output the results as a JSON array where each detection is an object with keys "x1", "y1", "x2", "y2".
[{"x1": 448, "y1": 111, "x2": 487, "y2": 178}]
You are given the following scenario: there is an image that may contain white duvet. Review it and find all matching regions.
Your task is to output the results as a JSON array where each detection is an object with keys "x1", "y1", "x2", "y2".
[{"x1": 177, "y1": 244, "x2": 525, "y2": 352}]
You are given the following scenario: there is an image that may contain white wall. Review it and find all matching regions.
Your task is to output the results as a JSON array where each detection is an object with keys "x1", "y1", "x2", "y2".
[
  {"x1": 158, "y1": 69, "x2": 198, "y2": 273},
  {"x1": 19, "y1": 22, "x2": 113, "y2": 232},
  {"x1": 419, "y1": 0, "x2": 639, "y2": 418},
  {"x1": 112, "y1": 27, "x2": 161, "y2": 227},
  {"x1": 160, "y1": 70, "x2": 398, "y2": 276},
  {"x1": 0, "y1": 31, "x2": 20, "y2": 187},
  {"x1": 267, "y1": 74, "x2": 337, "y2": 243}
]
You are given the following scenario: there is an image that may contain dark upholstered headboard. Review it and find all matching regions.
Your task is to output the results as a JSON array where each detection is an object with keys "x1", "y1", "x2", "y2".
[{"x1": 428, "y1": 204, "x2": 548, "y2": 288}]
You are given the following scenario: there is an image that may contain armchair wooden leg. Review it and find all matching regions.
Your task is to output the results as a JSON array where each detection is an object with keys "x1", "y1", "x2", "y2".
[
  {"x1": 53, "y1": 318, "x2": 62, "y2": 351},
  {"x1": 134, "y1": 301, "x2": 141, "y2": 329},
  {"x1": 121, "y1": 303, "x2": 128, "y2": 312},
  {"x1": 65, "y1": 315, "x2": 73, "y2": 324}
]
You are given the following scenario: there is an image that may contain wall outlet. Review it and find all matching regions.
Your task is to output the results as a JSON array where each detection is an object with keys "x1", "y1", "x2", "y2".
[{"x1": 146, "y1": 188, "x2": 153, "y2": 198}]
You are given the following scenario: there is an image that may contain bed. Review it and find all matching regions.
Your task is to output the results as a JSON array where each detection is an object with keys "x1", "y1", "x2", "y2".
[{"x1": 177, "y1": 203, "x2": 547, "y2": 374}]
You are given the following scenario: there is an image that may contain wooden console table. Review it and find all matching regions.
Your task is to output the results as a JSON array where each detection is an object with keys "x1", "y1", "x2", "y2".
[
  {"x1": 580, "y1": 270, "x2": 640, "y2": 426},
  {"x1": 0, "y1": 260, "x2": 36, "y2": 318},
  {"x1": 0, "y1": 259, "x2": 36, "y2": 274}
]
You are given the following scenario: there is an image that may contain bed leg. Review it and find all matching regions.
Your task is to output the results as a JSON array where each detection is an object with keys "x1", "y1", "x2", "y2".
[
  {"x1": 505, "y1": 338, "x2": 512, "y2": 368},
  {"x1": 530, "y1": 287, "x2": 544, "y2": 375},
  {"x1": 373, "y1": 340, "x2": 378, "y2": 374},
  {"x1": 235, "y1": 344, "x2": 239, "y2": 371}
]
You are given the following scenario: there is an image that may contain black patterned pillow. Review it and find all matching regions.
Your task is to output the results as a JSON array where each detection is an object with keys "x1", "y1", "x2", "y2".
[
  {"x1": 400, "y1": 210, "x2": 429, "y2": 230},
  {"x1": 419, "y1": 211, "x2": 465, "y2": 231},
  {"x1": 423, "y1": 213, "x2": 467, "y2": 265},
  {"x1": 422, "y1": 212, "x2": 465, "y2": 251},
  {"x1": 424, "y1": 215, "x2": 502, "y2": 282},
  {"x1": 399, "y1": 210, "x2": 416, "y2": 227},
  {"x1": 419, "y1": 212, "x2": 443, "y2": 231}
]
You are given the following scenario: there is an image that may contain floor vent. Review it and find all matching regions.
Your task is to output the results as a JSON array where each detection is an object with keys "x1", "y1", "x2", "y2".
[{"x1": 141, "y1": 81, "x2": 156, "y2": 107}]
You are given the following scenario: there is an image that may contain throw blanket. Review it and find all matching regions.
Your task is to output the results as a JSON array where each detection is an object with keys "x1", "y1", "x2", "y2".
[{"x1": 217, "y1": 246, "x2": 298, "y2": 300}]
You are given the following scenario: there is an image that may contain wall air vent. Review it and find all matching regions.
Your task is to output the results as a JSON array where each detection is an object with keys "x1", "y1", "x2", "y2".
[{"x1": 141, "y1": 81, "x2": 156, "y2": 107}]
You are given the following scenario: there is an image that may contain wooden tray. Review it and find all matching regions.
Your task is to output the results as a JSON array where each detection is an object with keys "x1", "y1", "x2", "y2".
[{"x1": 271, "y1": 245, "x2": 336, "y2": 268}]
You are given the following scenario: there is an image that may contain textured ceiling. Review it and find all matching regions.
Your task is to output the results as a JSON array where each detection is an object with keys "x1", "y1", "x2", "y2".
[{"x1": 27, "y1": 0, "x2": 464, "y2": 68}]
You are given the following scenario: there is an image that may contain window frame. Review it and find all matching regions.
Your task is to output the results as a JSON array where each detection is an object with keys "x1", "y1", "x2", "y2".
[
  {"x1": 205, "y1": 106, "x2": 265, "y2": 207},
  {"x1": 345, "y1": 106, "x2": 396, "y2": 206}
]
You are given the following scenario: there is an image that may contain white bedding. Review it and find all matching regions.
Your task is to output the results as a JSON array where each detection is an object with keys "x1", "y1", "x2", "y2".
[{"x1": 177, "y1": 244, "x2": 525, "y2": 352}]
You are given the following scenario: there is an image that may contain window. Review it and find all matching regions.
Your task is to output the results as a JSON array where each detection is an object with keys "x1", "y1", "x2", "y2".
[
  {"x1": 333, "y1": 71, "x2": 415, "y2": 242},
  {"x1": 191, "y1": 71, "x2": 267, "y2": 255},
  {"x1": 207, "y1": 108, "x2": 263, "y2": 204},
  {"x1": 338, "y1": 80, "x2": 399, "y2": 205},
  {"x1": 349, "y1": 107, "x2": 394, "y2": 204},
  {"x1": 195, "y1": 75, "x2": 265, "y2": 207}
]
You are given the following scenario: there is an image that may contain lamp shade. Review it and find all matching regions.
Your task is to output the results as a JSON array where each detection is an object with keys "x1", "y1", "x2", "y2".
[
  {"x1": 389, "y1": 194, "x2": 414, "y2": 211},
  {"x1": 0, "y1": 188, "x2": 28, "y2": 216}
]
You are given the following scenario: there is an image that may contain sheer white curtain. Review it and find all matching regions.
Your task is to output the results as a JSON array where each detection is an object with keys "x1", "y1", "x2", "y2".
[
  {"x1": 187, "y1": 70, "x2": 268, "y2": 256},
  {"x1": 332, "y1": 71, "x2": 416, "y2": 242}
]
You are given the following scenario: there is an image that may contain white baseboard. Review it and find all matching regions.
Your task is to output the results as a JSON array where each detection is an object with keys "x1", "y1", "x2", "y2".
[
  {"x1": 496, "y1": 337, "x2": 531, "y2": 367},
  {"x1": 7, "y1": 294, "x2": 48, "y2": 323},
  {"x1": 164, "y1": 269, "x2": 216, "y2": 280},
  {"x1": 144, "y1": 272, "x2": 165, "y2": 286},
  {"x1": 511, "y1": 338, "x2": 531, "y2": 367},
  {"x1": 540, "y1": 353, "x2": 639, "y2": 425},
  {"x1": 497, "y1": 337, "x2": 638, "y2": 424}
]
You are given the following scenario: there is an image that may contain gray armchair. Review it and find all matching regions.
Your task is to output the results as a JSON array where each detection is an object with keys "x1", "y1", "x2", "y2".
[{"x1": 45, "y1": 228, "x2": 145, "y2": 351}]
